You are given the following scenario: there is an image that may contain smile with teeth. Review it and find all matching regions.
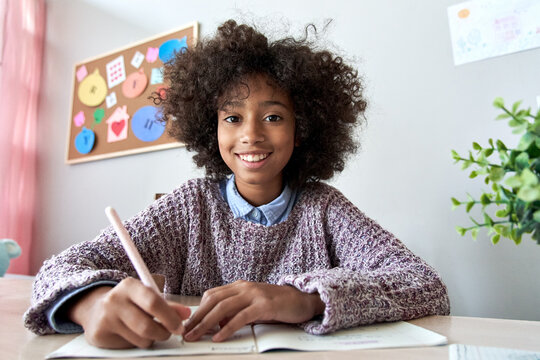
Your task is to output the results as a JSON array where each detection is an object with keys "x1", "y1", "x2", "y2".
[{"x1": 238, "y1": 153, "x2": 270, "y2": 162}]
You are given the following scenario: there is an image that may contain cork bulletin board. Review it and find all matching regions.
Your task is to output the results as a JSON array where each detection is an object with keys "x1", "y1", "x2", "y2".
[{"x1": 66, "y1": 22, "x2": 198, "y2": 164}]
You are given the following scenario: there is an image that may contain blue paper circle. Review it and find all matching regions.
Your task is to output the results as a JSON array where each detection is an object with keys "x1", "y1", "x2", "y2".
[
  {"x1": 159, "y1": 36, "x2": 188, "y2": 63},
  {"x1": 74, "y1": 127, "x2": 95, "y2": 154},
  {"x1": 131, "y1": 106, "x2": 165, "y2": 142}
]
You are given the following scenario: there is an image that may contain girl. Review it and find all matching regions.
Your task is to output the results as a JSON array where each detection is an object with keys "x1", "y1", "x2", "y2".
[{"x1": 24, "y1": 20, "x2": 450, "y2": 349}]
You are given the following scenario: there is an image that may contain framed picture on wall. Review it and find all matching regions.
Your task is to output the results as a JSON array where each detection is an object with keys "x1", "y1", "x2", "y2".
[{"x1": 65, "y1": 21, "x2": 198, "y2": 164}]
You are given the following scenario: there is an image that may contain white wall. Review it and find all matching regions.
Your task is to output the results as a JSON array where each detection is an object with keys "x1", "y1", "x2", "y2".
[{"x1": 33, "y1": 0, "x2": 540, "y2": 321}]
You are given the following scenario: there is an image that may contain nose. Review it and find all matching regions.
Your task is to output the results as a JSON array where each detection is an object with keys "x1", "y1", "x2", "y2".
[{"x1": 240, "y1": 118, "x2": 264, "y2": 144}]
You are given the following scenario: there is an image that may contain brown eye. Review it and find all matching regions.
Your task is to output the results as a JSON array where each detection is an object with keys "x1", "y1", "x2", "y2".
[
  {"x1": 264, "y1": 115, "x2": 281, "y2": 122},
  {"x1": 224, "y1": 116, "x2": 240, "y2": 123}
]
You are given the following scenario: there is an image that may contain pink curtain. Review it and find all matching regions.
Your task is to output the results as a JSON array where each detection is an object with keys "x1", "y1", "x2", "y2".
[{"x1": 0, "y1": 0, "x2": 45, "y2": 274}]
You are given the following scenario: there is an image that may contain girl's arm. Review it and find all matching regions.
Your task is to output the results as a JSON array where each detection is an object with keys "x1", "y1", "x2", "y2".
[
  {"x1": 23, "y1": 188, "x2": 189, "y2": 336},
  {"x1": 278, "y1": 189, "x2": 450, "y2": 334}
]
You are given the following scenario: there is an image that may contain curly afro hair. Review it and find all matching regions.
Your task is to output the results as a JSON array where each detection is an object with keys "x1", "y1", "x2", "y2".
[{"x1": 156, "y1": 19, "x2": 367, "y2": 189}]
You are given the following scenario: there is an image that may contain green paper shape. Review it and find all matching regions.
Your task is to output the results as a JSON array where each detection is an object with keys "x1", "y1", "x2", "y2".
[{"x1": 94, "y1": 108, "x2": 105, "y2": 124}]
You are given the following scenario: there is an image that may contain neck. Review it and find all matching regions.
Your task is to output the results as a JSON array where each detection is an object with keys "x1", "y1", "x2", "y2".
[{"x1": 235, "y1": 178, "x2": 283, "y2": 207}]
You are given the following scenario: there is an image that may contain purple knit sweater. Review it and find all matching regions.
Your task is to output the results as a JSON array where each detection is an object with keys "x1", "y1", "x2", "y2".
[{"x1": 24, "y1": 178, "x2": 450, "y2": 335}]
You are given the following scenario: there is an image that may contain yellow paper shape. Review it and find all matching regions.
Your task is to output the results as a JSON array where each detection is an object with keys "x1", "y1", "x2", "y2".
[{"x1": 78, "y1": 69, "x2": 107, "y2": 107}]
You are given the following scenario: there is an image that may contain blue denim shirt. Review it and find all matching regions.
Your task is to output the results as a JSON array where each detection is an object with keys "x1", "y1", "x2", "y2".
[{"x1": 219, "y1": 175, "x2": 298, "y2": 226}]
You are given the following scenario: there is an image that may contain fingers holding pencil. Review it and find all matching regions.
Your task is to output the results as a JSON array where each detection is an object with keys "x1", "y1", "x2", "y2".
[{"x1": 71, "y1": 277, "x2": 191, "y2": 349}]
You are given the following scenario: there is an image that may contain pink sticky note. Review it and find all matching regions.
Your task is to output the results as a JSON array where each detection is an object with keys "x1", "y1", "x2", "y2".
[
  {"x1": 76, "y1": 65, "x2": 88, "y2": 82},
  {"x1": 146, "y1": 47, "x2": 159, "y2": 63},
  {"x1": 73, "y1": 111, "x2": 85, "y2": 127}
]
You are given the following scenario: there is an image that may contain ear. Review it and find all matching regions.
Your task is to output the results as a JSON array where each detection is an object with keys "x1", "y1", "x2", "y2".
[{"x1": 2, "y1": 239, "x2": 21, "y2": 259}]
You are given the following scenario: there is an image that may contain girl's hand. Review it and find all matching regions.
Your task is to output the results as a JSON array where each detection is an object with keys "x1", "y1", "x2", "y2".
[
  {"x1": 182, "y1": 280, "x2": 325, "y2": 342},
  {"x1": 67, "y1": 277, "x2": 191, "y2": 349}
]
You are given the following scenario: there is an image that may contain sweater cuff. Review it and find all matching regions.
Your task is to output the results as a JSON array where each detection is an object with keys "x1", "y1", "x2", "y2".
[
  {"x1": 46, "y1": 280, "x2": 119, "y2": 334},
  {"x1": 278, "y1": 269, "x2": 351, "y2": 335}
]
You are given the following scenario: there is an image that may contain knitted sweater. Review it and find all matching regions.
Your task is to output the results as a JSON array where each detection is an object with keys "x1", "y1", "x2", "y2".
[{"x1": 24, "y1": 178, "x2": 450, "y2": 335}]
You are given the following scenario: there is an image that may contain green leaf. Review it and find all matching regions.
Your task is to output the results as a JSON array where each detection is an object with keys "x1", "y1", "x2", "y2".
[
  {"x1": 456, "y1": 226, "x2": 467, "y2": 236},
  {"x1": 471, "y1": 228, "x2": 479, "y2": 240},
  {"x1": 466, "y1": 201, "x2": 475, "y2": 212},
  {"x1": 496, "y1": 113, "x2": 511, "y2": 120},
  {"x1": 472, "y1": 142, "x2": 482, "y2": 151},
  {"x1": 521, "y1": 168, "x2": 538, "y2": 186},
  {"x1": 517, "y1": 186, "x2": 540, "y2": 202},
  {"x1": 483, "y1": 213, "x2": 494, "y2": 227},
  {"x1": 489, "y1": 167, "x2": 505, "y2": 183},
  {"x1": 513, "y1": 124, "x2": 528, "y2": 134},
  {"x1": 469, "y1": 171, "x2": 478, "y2": 179},
  {"x1": 484, "y1": 148, "x2": 494, "y2": 157},
  {"x1": 488, "y1": 138, "x2": 494, "y2": 148},
  {"x1": 495, "y1": 209, "x2": 508, "y2": 217},
  {"x1": 505, "y1": 175, "x2": 522, "y2": 188},
  {"x1": 461, "y1": 161, "x2": 472, "y2": 170},
  {"x1": 480, "y1": 193, "x2": 491, "y2": 206},
  {"x1": 517, "y1": 132, "x2": 536, "y2": 151},
  {"x1": 533, "y1": 210, "x2": 540, "y2": 222},
  {"x1": 509, "y1": 118, "x2": 522, "y2": 127},
  {"x1": 451, "y1": 197, "x2": 461, "y2": 206},
  {"x1": 493, "y1": 224, "x2": 505, "y2": 234},
  {"x1": 491, "y1": 234, "x2": 501, "y2": 244},
  {"x1": 451, "y1": 149, "x2": 459, "y2": 160},
  {"x1": 493, "y1": 97, "x2": 505, "y2": 108},
  {"x1": 512, "y1": 100, "x2": 523, "y2": 114},
  {"x1": 496, "y1": 140, "x2": 507, "y2": 151},
  {"x1": 515, "y1": 152, "x2": 530, "y2": 169}
]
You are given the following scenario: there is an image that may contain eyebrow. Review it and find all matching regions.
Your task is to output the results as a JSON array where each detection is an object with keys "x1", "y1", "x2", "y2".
[{"x1": 219, "y1": 100, "x2": 290, "y2": 111}]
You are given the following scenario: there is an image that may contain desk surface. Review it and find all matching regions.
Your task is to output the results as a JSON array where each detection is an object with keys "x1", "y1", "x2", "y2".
[{"x1": 2, "y1": 278, "x2": 539, "y2": 360}]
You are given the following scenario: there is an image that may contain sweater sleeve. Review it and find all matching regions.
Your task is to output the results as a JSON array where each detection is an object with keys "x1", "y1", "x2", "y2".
[
  {"x1": 278, "y1": 188, "x2": 450, "y2": 334},
  {"x1": 23, "y1": 188, "x2": 190, "y2": 335}
]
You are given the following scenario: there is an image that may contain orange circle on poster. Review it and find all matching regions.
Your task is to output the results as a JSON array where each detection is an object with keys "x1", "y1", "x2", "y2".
[
  {"x1": 122, "y1": 69, "x2": 148, "y2": 98},
  {"x1": 458, "y1": 8, "x2": 470, "y2": 19}
]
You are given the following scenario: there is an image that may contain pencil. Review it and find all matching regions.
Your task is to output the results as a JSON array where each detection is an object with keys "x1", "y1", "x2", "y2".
[{"x1": 104, "y1": 206, "x2": 161, "y2": 293}]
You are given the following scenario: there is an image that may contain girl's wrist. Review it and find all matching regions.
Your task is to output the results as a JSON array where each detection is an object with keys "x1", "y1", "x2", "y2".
[
  {"x1": 67, "y1": 286, "x2": 112, "y2": 326},
  {"x1": 307, "y1": 292, "x2": 325, "y2": 318}
]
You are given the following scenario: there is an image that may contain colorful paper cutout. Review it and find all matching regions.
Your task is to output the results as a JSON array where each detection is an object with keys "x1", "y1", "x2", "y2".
[
  {"x1": 76, "y1": 65, "x2": 88, "y2": 82},
  {"x1": 73, "y1": 111, "x2": 85, "y2": 127},
  {"x1": 106, "y1": 92, "x2": 117, "y2": 108},
  {"x1": 106, "y1": 55, "x2": 126, "y2": 89},
  {"x1": 74, "y1": 127, "x2": 96, "y2": 154},
  {"x1": 159, "y1": 36, "x2": 188, "y2": 63},
  {"x1": 150, "y1": 68, "x2": 163, "y2": 85},
  {"x1": 146, "y1": 47, "x2": 159, "y2": 63},
  {"x1": 122, "y1": 69, "x2": 148, "y2": 98},
  {"x1": 131, "y1": 51, "x2": 145, "y2": 68},
  {"x1": 131, "y1": 106, "x2": 165, "y2": 142},
  {"x1": 106, "y1": 105, "x2": 130, "y2": 142},
  {"x1": 94, "y1": 108, "x2": 105, "y2": 125},
  {"x1": 77, "y1": 69, "x2": 107, "y2": 107}
]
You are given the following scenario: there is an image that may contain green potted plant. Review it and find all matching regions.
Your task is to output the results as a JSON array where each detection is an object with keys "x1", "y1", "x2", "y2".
[{"x1": 451, "y1": 98, "x2": 540, "y2": 245}]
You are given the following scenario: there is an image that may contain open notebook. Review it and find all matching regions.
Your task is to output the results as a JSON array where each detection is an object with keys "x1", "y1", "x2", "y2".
[{"x1": 46, "y1": 320, "x2": 447, "y2": 358}]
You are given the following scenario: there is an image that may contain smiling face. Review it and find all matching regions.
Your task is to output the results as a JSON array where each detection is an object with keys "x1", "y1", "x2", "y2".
[{"x1": 217, "y1": 74, "x2": 296, "y2": 206}]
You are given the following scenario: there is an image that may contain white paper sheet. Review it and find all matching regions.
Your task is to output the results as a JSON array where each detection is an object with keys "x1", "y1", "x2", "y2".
[
  {"x1": 448, "y1": 0, "x2": 540, "y2": 65},
  {"x1": 46, "y1": 320, "x2": 447, "y2": 358},
  {"x1": 254, "y1": 321, "x2": 447, "y2": 352},
  {"x1": 449, "y1": 344, "x2": 540, "y2": 360}
]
